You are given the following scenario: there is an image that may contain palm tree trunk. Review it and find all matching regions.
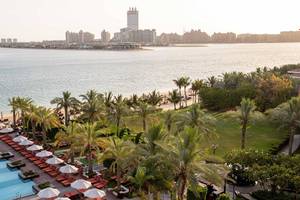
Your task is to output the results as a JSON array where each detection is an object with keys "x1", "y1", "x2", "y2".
[
  {"x1": 178, "y1": 175, "x2": 187, "y2": 200},
  {"x1": 64, "y1": 106, "x2": 68, "y2": 126},
  {"x1": 241, "y1": 121, "x2": 247, "y2": 149},
  {"x1": 42, "y1": 127, "x2": 47, "y2": 146},
  {"x1": 32, "y1": 124, "x2": 37, "y2": 140},
  {"x1": 288, "y1": 127, "x2": 295, "y2": 156},
  {"x1": 12, "y1": 109, "x2": 16, "y2": 129},
  {"x1": 116, "y1": 118, "x2": 120, "y2": 137},
  {"x1": 173, "y1": 103, "x2": 176, "y2": 110},
  {"x1": 70, "y1": 148, "x2": 75, "y2": 164},
  {"x1": 184, "y1": 87, "x2": 188, "y2": 107},
  {"x1": 143, "y1": 117, "x2": 146, "y2": 132},
  {"x1": 178, "y1": 87, "x2": 182, "y2": 108},
  {"x1": 117, "y1": 164, "x2": 121, "y2": 191}
]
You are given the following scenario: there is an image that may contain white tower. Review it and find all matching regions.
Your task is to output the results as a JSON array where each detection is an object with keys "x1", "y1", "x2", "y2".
[{"x1": 127, "y1": 7, "x2": 139, "y2": 31}]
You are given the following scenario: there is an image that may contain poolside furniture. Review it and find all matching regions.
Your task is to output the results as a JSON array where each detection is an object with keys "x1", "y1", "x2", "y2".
[
  {"x1": 38, "y1": 187, "x2": 60, "y2": 199},
  {"x1": 84, "y1": 188, "x2": 106, "y2": 199},
  {"x1": 0, "y1": 151, "x2": 14, "y2": 159},
  {"x1": 71, "y1": 179, "x2": 92, "y2": 190},
  {"x1": 0, "y1": 127, "x2": 14, "y2": 133},
  {"x1": 36, "y1": 150, "x2": 53, "y2": 157},
  {"x1": 19, "y1": 139, "x2": 34, "y2": 146},
  {"x1": 61, "y1": 177, "x2": 76, "y2": 187},
  {"x1": 46, "y1": 156, "x2": 64, "y2": 165},
  {"x1": 7, "y1": 160, "x2": 25, "y2": 168},
  {"x1": 59, "y1": 164, "x2": 78, "y2": 174},
  {"x1": 27, "y1": 144, "x2": 43, "y2": 151},
  {"x1": 55, "y1": 198, "x2": 71, "y2": 200},
  {"x1": 64, "y1": 190, "x2": 81, "y2": 198},
  {"x1": 12, "y1": 135, "x2": 27, "y2": 142},
  {"x1": 19, "y1": 170, "x2": 39, "y2": 180}
]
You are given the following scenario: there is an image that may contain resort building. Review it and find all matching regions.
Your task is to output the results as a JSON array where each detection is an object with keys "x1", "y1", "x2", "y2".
[
  {"x1": 1, "y1": 38, "x2": 6, "y2": 43},
  {"x1": 101, "y1": 30, "x2": 111, "y2": 43},
  {"x1": 113, "y1": 8, "x2": 157, "y2": 44},
  {"x1": 65, "y1": 30, "x2": 95, "y2": 44}
]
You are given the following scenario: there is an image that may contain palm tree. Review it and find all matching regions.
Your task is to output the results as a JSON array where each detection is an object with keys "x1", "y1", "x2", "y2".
[
  {"x1": 181, "y1": 76, "x2": 191, "y2": 107},
  {"x1": 135, "y1": 101, "x2": 156, "y2": 132},
  {"x1": 285, "y1": 98, "x2": 300, "y2": 155},
  {"x1": 99, "y1": 137, "x2": 135, "y2": 190},
  {"x1": 8, "y1": 97, "x2": 18, "y2": 129},
  {"x1": 164, "y1": 111, "x2": 173, "y2": 133},
  {"x1": 207, "y1": 76, "x2": 217, "y2": 88},
  {"x1": 175, "y1": 104, "x2": 215, "y2": 136},
  {"x1": 50, "y1": 91, "x2": 80, "y2": 126},
  {"x1": 26, "y1": 105, "x2": 39, "y2": 140},
  {"x1": 239, "y1": 98, "x2": 256, "y2": 149},
  {"x1": 109, "y1": 95, "x2": 128, "y2": 137},
  {"x1": 104, "y1": 91, "x2": 113, "y2": 109},
  {"x1": 55, "y1": 122, "x2": 81, "y2": 164},
  {"x1": 128, "y1": 166, "x2": 153, "y2": 199},
  {"x1": 77, "y1": 122, "x2": 104, "y2": 175},
  {"x1": 143, "y1": 125, "x2": 166, "y2": 155},
  {"x1": 147, "y1": 90, "x2": 163, "y2": 106},
  {"x1": 173, "y1": 78, "x2": 184, "y2": 108},
  {"x1": 160, "y1": 127, "x2": 222, "y2": 200},
  {"x1": 36, "y1": 107, "x2": 60, "y2": 145},
  {"x1": 15, "y1": 97, "x2": 33, "y2": 127},
  {"x1": 191, "y1": 79, "x2": 205, "y2": 103},
  {"x1": 168, "y1": 89, "x2": 180, "y2": 110},
  {"x1": 80, "y1": 90, "x2": 104, "y2": 122}
]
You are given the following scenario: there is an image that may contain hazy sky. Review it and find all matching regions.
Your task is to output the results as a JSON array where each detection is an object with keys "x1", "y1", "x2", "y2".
[{"x1": 1, "y1": 0, "x2": 300, "y2": 41}]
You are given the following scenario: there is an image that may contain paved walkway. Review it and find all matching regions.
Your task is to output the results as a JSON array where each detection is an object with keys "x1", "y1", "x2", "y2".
[{"x1": 280, "y1": 134, "x2": 300, "y2": 155}]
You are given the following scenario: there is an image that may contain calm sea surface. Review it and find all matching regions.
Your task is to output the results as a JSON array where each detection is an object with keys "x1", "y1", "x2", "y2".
[{"x1": 1, "y1": 43, "x2": 300, "y2": 113}]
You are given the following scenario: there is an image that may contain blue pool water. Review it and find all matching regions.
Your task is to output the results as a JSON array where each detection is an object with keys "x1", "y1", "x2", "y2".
[{"x1": 0, "y1": 160, "x2": 34, "y2": 200}]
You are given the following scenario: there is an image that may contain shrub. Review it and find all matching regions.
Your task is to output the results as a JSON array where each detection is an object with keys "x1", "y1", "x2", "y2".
[
  {"x1": 251, "y1": 190, "x2": 293, "y2": 200},
  {"x1": 217, "y1": 193, "x2": 231, "y2": 200},
  {"x1": 187, "y1": 185, "x2": 207, "y2": 200}
]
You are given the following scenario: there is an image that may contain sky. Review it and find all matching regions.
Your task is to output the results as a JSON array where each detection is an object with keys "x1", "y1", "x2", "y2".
[{"x1": 1, "y1": 0, "x2": 300, "y2": 42}]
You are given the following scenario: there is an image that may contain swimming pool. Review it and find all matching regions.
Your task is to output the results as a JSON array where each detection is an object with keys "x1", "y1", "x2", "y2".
[{"x1": 0, "y1": 160, "x2": 34, "y2": 200}]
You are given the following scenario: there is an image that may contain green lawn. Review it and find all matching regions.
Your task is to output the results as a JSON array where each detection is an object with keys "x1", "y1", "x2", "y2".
[{"x1": 123, "y1": 109, "x2": 288, "y2": 157}]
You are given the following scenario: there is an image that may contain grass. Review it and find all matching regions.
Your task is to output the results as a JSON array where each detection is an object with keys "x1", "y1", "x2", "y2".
[{"x1": 123, "y1": 109, "x2": 288, "y2": 157}]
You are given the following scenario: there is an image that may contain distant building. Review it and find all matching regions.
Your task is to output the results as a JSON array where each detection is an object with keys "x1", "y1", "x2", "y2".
[
  {"x1": 1, "y1": 38, "x2": 6, "y2": 43},
  {"x1": 280, "y1": 31, "x2": 300, "y2": 42},
  {"x1": 66, "y1": 30, "x2": 95, "y2": 44},
  {"x1": 101, "y1": 30, "x2": 111, "y2": 43},
  {"x1": 113, "y1": 7, "x2": 156, "y2": 44},
  {"x1": 211, "y1": 32, "x2": 236, "y2": 43},
  {"x1": 6, "y1": 38, "x2": 12, "y2": 43},
  {"x1": 127, "y1": 7, "x2": 138, "y2": 31},
  {"x1": 13, "y1": 38, "x2": 18, "y2": 43}
]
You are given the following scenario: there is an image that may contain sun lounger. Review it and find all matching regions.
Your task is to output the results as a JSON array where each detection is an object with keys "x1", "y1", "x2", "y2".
[
  {"x1": 56, "y1": 175, "x2": 68, "y2": 182},
  {"x1": 64, "y1": 190, "x2": 80, "y2": 198}
]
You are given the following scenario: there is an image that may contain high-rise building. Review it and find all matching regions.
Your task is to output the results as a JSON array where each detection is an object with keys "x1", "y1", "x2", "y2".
[
  {"x1": 66, "y1": 30, "x2": 95, "y2": 44},
  {"x1": 101, "y1": 30, "x2": 111, "y2": 43},
  {"x1": 127, "y1": 7, "x2": 138, "y2": 31},
  {"x1": 1, "y1": 38, "x2": 6, "y2": 43},
  {"x1": 6, "y1": 38, "x2": 12, "y2": 43},
  {"x1": 13, "y1": 38, "x2": 18, "y2": 43}
]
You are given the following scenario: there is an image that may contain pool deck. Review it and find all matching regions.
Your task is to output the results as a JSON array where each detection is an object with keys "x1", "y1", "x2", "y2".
[{"x1": 0, "y1": 133, "x2": 119, "y2": 200}]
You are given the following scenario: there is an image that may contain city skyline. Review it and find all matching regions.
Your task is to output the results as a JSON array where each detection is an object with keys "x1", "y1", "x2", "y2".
[{"x1": 1, "y1": 0, "x2": 300, "y2": 41}]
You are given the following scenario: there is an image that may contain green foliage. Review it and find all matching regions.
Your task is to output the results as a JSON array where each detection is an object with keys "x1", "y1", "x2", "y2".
[
  {"x1": 217, "y1": 193, "x2": 231, "y2": 200},
  {"x1": 251, "y1": 190, "x2": 294, "y2": 200},
  {"x1": 199, "y1": 84, "x2": 256, "y2": 111},
  {"x1": 187, "y1": 185, "x2": 207, "y2": 200}
]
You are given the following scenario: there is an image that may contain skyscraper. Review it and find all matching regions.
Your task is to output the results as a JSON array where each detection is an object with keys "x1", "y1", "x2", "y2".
[{"x1": 127, "y1": 7, "x2": 138, "y2": 31}]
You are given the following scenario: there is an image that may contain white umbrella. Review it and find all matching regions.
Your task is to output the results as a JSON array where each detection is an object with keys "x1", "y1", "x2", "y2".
[
  {"x1": 27, "y1": 144, "x2": 43, "y2": 151},
  {"x1": 36, "y1": 150, "x2": 53, "y2": 157},
  {"x1": 55, "y1": 198, "x2": 70, "y2": 200},
  {"x1": 0, "y1": 127, "x2": 13, "y2": 133},
  {"x1": 59, "y1": 164, "x2": 78, "y2": 174},
  {"x1": 19, "y1": 139, "x2": 34, "y2": 146},
  {"x1": 12, "y1": 135, "x2": 27, "y2": 142},
  {"x1": 46, "y1": 156, "x2": 64, "y2": 165},
  {"x1": 71, "y1": 179, "x2": 91, "y2": 190},
  {"x1": 84, "y1": 188, "x2": 106, "y2": 198},
  {"x1": 0, "y1": 123, "x2": 5, "y2": 129},
  {"x1": 38, "y1": 188, "x2": 60, "y2": 198}
]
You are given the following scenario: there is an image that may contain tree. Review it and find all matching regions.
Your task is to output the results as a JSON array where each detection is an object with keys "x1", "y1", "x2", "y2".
[
  {"x1": 8, "y1": 97, "x2": 18, "y2": 129},
  {"x1": 26, "y1": 105, "x2": 39, "y2": 140},
  {"x1": 207, "y1": 76, "x2": 217, "y2": 88},
  {"x1": 109, "y1": 95, "x2": 128, "y2": 137},
  {"x1": 104, "y1": 91, "x2": 113, "y2": 109},
  {"x1": 191, "y1": 79, "x2": 205, "y2": 103},
  {"x1": 135, "y1": 102, "x2": 156, "y2": 132},
  {"x1": 181, "y1": 76, "x2": 191, "y2": 107},
  {"x1": 128, "y1": 166, "x2": 153, "y2": 199},
  {"x1": 164, "y1": 111, "x2": 173, "y2": 133},
  {"x1": 55, "y1": 122, "x2": 81, "y2": 164},
  {"x1": 173, "y1": 78, "x2": 184, "y2": 108},
  {"x1": 15, "y1": 97, "x2": 33, "y2": 127},
  {"x1": 168, "y1": 89, "x2": 181, "y2": 110},
  {"x1": 175, "y1": 104, "x2": 215, "y2": 136},
  {"x1": 36, "y1": 107, "x2": 60, "y2": 145},
  {"x1": 160, "y1": 127, "x2": 223, "y2": 200},
  {"x1": 99, "y1": 137, "x2": 135, "y2": 190},
  {"x1": 238, "y1": 98, "x2": 256, "y2": 149},
  {"x1": 77, "y1": 122, "x2": 104, "y2": 175},
  {"x1": 80, "y1": 90, "x2": 104, "y2": 122},
  {"x1": 147, "y1": 90, "x2": 163, "y2": 106},
  {"x1": 51, "y1": 91, "x2": 80, "y2": 126}
]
